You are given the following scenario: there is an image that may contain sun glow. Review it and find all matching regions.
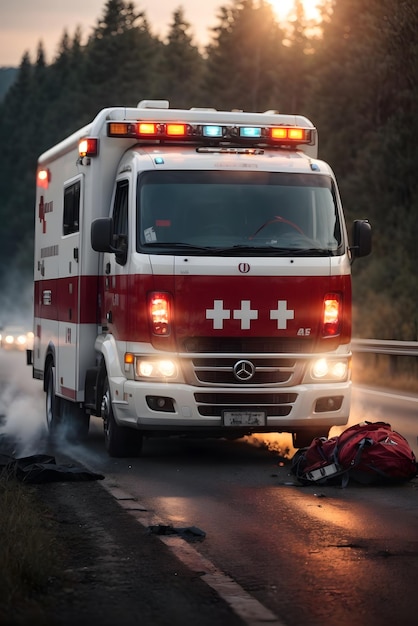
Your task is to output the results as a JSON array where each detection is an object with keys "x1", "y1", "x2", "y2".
[{"x1": 269, "y1": 0, "x2": 323, "y2": 22}]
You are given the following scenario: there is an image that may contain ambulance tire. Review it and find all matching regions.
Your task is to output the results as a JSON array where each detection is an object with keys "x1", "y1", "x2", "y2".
[
  {"x1": 45, "y1": 363, "x2": 62, "y2": 436},
  {"x1": 101, "y1": 376, "x2": 143, "y2": 458},
  {"x1": 46, "y1": 364, "x2": 90, "y2": 443}
]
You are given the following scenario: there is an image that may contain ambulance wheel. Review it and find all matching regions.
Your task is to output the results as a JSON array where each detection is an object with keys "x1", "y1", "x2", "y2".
[
  {"x1": 45, "y1": 363, "x2": 61, "y2": 435},
  {"x1": 101, "y1": 376, "x2": 143, "y2": 458}
]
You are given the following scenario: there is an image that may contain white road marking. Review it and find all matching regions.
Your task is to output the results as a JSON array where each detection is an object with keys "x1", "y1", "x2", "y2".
[{"x1": 103, "y1": 480, "x2": 286, "y2": 626}]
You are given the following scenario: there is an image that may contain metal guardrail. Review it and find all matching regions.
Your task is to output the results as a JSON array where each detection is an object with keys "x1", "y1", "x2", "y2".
[{"x1": 351, "y1": 338, "x2": 418, "y2": 357}]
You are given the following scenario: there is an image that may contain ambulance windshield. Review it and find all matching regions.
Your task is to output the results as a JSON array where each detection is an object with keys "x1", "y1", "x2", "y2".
[{"x1": 137, "y1": 170, "x2": 342, "y2": 256}]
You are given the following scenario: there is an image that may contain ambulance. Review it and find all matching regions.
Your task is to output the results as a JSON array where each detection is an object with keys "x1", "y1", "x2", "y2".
[{"x1": 29, "y1": 100, "x2": 371, "y2": 457}]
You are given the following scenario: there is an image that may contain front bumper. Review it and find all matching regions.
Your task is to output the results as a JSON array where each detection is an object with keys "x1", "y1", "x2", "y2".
[{"x1": 109, "y1": 377, "x2": 351, "y2": 436}]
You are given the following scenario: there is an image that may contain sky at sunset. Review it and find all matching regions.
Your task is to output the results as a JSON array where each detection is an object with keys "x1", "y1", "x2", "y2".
[{"x1": 0, "y1": 1, "x2": 320, "y2": 67}]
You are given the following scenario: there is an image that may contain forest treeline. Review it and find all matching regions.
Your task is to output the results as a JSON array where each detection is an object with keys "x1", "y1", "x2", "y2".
[
  {"x1": 0, "y1": 68, "x2": 17, "y2": 100},
  {"x1": 0, "y1": 0, "x2": 417, "y2": 339}
]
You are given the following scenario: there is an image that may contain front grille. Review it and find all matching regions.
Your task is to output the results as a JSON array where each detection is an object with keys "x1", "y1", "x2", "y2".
[
  {"x1": 194, "y1": 392, "x2": 297, "y2": 417},
  {"x1": 192, "y1": 357, "x2": 296, "y2": 385}
]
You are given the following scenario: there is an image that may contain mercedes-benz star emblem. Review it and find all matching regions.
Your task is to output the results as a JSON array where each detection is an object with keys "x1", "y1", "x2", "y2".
[{"x1": 233, "y1": 360, "x2": 255, "y2": 381}]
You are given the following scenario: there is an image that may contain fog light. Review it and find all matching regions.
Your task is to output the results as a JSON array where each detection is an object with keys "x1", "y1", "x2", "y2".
[
  {"x1": 146, "y1": 396, "x2": 175, "y2": 412},
  {"x1": 315, "y1": 396, "x2": 344, "y2": 412}
]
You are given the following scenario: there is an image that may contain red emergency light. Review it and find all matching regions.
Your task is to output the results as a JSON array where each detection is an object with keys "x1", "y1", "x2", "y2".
[
  {"x1": 78, "y1": 138, "x2": 99, "y2": 157},
  {"x1": 138, "y1": 123, "x2": 158, "y2": 135},
  {"x1": 37, "y1": 168, "x2": 51, "y2": 189},
  {"x1": 270, "y1": 127, "x2": 307, "y2": 141},
  {"x1": 136, "y1": 122, "x2": 188, "y2": 138},
  {"x1": 166, "y1": 123, "x2": 187, "y2": 136}
]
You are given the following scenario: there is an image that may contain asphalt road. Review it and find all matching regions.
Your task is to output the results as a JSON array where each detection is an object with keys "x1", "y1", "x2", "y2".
[
  {"x1": 71, "y1": 422, "x2": 418, "y2": 626},
  {"x1": 1, "y1": 350, "x2": 418, "y2": 626}
]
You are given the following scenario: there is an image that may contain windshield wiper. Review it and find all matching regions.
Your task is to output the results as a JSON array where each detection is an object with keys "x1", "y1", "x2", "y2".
[
  {"x1": 229, "y1": 245, "x2": 335, "y2": 256},
  {"x1": 142, "y1": 242, "x2": 335, "y2": 256},
  {"x1": 295, "y1": 247, "x2": 336, "y2": 256}
]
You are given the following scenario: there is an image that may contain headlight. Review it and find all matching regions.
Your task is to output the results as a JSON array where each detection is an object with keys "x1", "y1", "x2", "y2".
[
  {"x1": 135, "y1": 358, "x2": 177, "y2": 379},
  {"x1": 5, "y1": 335, "x2": 14, "y2": 344},
  {"x1": 16, "y1": 335, "x2": 27, "y2": 346},
  {"x1": 306, "y1": 357, "x2": 350, "y2": 382}
]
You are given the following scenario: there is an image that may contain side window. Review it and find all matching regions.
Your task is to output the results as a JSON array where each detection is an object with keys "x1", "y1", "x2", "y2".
[
  {"x1": 112, "y1": 179, "x2": 129, "y2": 262},
  {"x1": 63, "y1": 180, "x2": 81, "y2": 235}
]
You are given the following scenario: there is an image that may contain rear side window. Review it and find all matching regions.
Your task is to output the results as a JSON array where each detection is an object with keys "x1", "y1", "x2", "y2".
[{"x1": 63, "y1": 180, "x2": 81, "y2": 235}]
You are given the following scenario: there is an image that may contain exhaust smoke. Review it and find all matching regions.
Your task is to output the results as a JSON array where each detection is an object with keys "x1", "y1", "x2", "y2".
[{"x1": 0, "y1": 351, "x2": 47, "y2": 457}]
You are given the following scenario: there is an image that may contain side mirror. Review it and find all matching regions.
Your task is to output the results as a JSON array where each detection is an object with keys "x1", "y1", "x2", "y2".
[
  {"x1": 351, "y1": 219, "x2": 371, "y2": 260},
  {"x1": 91, "y1": 217, "x2": 113, "y2": 252},
  {"x1": 91, "y1": 217, "x2": 127, "y2": 265}
]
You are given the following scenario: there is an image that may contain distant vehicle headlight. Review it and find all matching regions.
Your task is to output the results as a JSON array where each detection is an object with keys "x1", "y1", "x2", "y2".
[{"x1": 1, "y1": 328, "x2": 32, "y2": 350}]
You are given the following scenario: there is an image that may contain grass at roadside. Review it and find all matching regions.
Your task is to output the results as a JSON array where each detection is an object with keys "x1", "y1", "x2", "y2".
[{"x1": 0, "y1": 468, "x2": 62, "y2": 625}]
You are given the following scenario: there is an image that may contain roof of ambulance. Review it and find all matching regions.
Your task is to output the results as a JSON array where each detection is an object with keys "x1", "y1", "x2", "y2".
[
  {"x1": 123, "y1": 144, "x2": 332, "y2": 177},
  {"x1": 37, "y1": 103, "x2": 336, "y2": 180}
]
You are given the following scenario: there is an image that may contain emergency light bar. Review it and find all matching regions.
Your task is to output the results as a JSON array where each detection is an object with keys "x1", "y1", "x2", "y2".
[{"x1": 107, "y1": 121, "x2": 312, "y2": 147}]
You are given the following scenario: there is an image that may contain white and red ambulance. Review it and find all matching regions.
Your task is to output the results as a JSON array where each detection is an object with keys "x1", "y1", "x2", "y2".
[{"x1": 29, "y1": 100, "x2": 371, "y2": 457}]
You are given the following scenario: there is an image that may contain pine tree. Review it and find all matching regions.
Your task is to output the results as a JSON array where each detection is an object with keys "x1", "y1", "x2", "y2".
[
  {"x1": 0, "y1": 50, "x2": 38, "y2": 287},
  {"x1": 279, "y1": 0, "x2": 318, "y2": 113},
  {"x1": 83, "y1": 0, "x2": 160, "y2": 110},
  {"x1": 205, "y1": 0, "x2": 286, "y2": 111},
  {"x1": 154, "y1": 8, "x2": 205, "y2": 108}
]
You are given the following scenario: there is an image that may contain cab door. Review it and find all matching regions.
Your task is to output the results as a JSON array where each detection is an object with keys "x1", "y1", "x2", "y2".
[{"x1": 102, "y1": 177, "x2": 131, "y2": 346}]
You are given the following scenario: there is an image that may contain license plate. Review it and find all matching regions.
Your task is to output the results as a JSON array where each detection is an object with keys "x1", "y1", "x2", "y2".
[{"x1": 223, "y1": 411, "x2": 266, "y2": 427}]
